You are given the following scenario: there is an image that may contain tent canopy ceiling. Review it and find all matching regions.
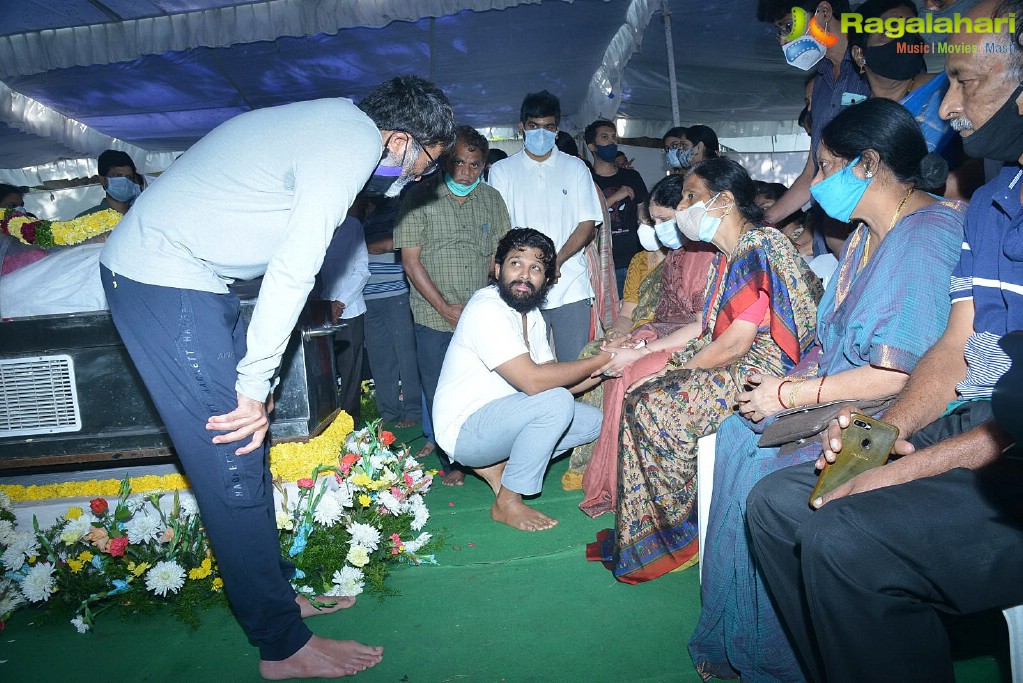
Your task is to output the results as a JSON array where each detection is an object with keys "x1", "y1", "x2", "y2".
[{"x1": 0, "y1": 0, "x2": 808, "y2": 183}]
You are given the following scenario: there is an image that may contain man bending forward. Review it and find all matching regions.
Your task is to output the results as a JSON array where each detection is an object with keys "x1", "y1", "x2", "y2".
[{"x1": 432, "y1": 228, "x2": 607, "y2": 530}]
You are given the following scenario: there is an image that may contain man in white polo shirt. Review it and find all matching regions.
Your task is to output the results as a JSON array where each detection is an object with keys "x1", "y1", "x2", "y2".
[
  {"x1": 488, "y1": 90, "x2": 604, "y2": 362},
  {"x1": 433, "y1": 228, "x2": 607, "y2": 531}
]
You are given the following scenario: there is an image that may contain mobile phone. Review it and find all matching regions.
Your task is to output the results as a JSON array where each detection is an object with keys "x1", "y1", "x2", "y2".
[{"x1": 809, "y1": 414, "x2": 899, "y2": 506}]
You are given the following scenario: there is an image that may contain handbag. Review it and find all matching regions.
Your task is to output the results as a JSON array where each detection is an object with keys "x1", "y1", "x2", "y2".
[{"x1": 758, "y1": 396, "x2": 896, "y2": 450}]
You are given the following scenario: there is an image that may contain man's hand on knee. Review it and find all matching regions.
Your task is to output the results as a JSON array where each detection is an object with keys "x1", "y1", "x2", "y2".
[{"x1": 207, "y1": 392, "x2": 270, "y2": 455}]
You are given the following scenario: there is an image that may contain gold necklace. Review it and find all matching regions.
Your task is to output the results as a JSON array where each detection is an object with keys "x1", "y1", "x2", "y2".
[{"x1": 860, "y1": 187, "x2": 914, "y2": 269}]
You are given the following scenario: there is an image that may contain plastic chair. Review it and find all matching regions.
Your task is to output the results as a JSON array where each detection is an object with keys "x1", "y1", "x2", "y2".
[{"x1": 696, "y1": 433, "x2": 717, "y2": 584}]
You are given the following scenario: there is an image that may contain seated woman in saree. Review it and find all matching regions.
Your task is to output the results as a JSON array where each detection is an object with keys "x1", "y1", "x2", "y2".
[
  {"x1": 689, "y1": 98, "x2": 964, "y2": 682},
  {"x1": 582, "y1": 158, "x2": 823, "y2": 583},
  {"x1": 562, "y1": 177, "x2": 716, "y2": 491},
  {"x1": 563, "y1": 218, "x2": 715, "y2": 488}
]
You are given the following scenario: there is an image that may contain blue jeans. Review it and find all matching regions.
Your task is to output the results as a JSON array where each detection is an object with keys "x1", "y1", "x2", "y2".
[
  {"x1": 100, "y1": 266, "x2": 309, "y2": 661},
  {"x1": 414, "y1": 323, "x2": 453, "y2": 468},
  {"x1": 451, "y1": 388, "x2": 602, "y2": 495},
  {"x1": 364, "y1": 293, "x2": 422, "y2": 422}
]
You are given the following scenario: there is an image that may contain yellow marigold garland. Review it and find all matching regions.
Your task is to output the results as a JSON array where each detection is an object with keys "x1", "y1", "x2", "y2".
[
  {"x1": 0, "y1": 208, "x2": 122, "y2": 248},
  {"x1": 0, "y1": 411, "x2": 355, "y2": 502}
]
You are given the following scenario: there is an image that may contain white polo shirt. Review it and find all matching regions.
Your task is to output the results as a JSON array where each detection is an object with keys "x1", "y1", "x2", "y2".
[
  {"x1": 432, "y1": 285, "x2": 555, "y2": 454},
  {"x1": 488, "y1": 149, "x2": 603, "y2": 309}
]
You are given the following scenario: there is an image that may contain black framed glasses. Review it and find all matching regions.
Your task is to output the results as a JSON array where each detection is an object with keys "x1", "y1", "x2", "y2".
[{"x1": 417, "y1": 141, "x2": 439, "y2": 175}]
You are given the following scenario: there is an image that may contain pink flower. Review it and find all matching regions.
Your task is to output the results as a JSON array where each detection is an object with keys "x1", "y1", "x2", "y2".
[
  {"x1": 159, "y1": 528, "x2": 174, "y2": 543},
  {"x1": 403, "y1": 473, "x2": 415, "y2": 488},
  {"x1": 108, "y1": 536, "x2": 129, "y2": 557},
  {"x1": 391, "y1": 547, "x2": 400, "y2": 555},
  {"x1": 296, "y1": 478, "x2": 314, "y2": 489},
  {"x1": 389, "y1": 533, "x2": 401, "y2": 543}
]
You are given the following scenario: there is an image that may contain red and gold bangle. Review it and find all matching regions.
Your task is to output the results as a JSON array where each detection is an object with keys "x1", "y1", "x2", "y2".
[{"x1": 778, "y1": 380, "x2": 792, "y2": 410}]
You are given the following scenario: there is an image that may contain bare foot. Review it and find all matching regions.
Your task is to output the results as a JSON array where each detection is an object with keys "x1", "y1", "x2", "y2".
[
  {"x1": 473, "y1": 461, "x2": 506, "y2": 495},
  {"x1": 296, "y1": 594, "x2": 355, "y2": 618},
  {"x1": 260, "y1": 635, "x2": 383, "y2": 679},
  {"x1": 415, "y1": 442, "x2": 435, "y2": 459},
  {"x1": 491, "y1": 490, "x2": 558, "y2": 531},
  {"x1": 394, "y1": 419, "x2": 416, "y2": 429},
  {"x1": 442, "y1": 469, "x2": 466, "y2": 486}
]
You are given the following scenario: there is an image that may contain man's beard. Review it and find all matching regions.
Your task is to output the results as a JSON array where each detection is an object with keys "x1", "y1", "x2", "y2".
[
  {"x1": 380, "y1": 144, "x2": 421, "y2": 198},
  {"x1": 497, "y1": 277, "x2": 547, "y2": 313}
]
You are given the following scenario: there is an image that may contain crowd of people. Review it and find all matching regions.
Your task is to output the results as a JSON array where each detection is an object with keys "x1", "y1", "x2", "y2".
[{"x1": 2, "y1": 0, "x2": 1023, "y2": 679}]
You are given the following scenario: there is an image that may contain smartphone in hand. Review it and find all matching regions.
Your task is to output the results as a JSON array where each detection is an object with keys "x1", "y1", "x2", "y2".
[{"x1": 810, "y1": 414, "x2": 899, "y2": 506}]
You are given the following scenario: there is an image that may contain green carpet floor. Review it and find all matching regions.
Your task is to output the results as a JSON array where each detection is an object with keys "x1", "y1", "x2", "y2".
[{"x1": 0, "y1": 422, "x2": 1010, "y2": 682}]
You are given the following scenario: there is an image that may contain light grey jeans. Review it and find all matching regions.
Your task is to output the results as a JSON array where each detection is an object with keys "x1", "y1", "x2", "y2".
[{"x1": 452, "y1": 388, "x2": 602, "y2": 495}]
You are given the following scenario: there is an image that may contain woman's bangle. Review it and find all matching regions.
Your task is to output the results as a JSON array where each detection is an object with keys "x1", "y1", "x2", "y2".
[
  {"x1": 788, "y1": 380, "x2": 804, "y2": 409},
  {"x1": 778, "y1": 380, "x2": 792, "y2": 409},
  {"x1": 816, "y1": 376, "x2": 826, "y2": 404}
]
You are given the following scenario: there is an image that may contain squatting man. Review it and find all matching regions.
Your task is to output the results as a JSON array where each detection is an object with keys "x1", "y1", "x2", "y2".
[{"x1": 432, "y1": 228, "x2": 613, "y2": 531}]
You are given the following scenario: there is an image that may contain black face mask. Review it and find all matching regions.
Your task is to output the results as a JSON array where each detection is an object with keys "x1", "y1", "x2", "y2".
[
  {"x1": 963, "y1": 84, "x2": 1023, "y2": 162},
  {"x1": 363, "y1": 173, "x2": 398, "y2": 197},
  {"x1": 863, "y1": 38, "x2": 925, "y2": 82}
]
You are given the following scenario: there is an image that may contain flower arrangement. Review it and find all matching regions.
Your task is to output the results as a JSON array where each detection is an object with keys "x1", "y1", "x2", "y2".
[
  {"x1": 278, "y1": 421, "x2": 438, "y2": 599},
  {"x1": 0, "y1": 208, "x2": 122, "y2": 248},
  {"x1": 0, "y1": 480, "x2": 221, "y2": 632},
  {"x1": 0, "y1": 418, "x2": 438, "y2": 632}
]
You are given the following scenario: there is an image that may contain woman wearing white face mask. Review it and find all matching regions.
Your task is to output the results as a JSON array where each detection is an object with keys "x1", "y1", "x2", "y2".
[
  {"x1": 560, "y1": 179, "x2": 717, "y2": 490},
  {"x1": 581, "y1": 158, "x2": 823, "y2": 584}
]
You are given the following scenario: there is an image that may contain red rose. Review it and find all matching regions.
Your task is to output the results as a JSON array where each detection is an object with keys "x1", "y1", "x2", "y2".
[
  {"x1": 296, "y1": 478, "x2": 314, "y2": 489},
  {"x1": 340, "y1": 452, "x2": 359, "y2": 466},
  {"x1": 107, "y1": 536, "x2": 129, "y2": 557},
  {"x1": 379, "y1": 431, "x2": 396, "y2": 446},
  {"x1": 90, "y1": 498, "x2": 109, "y2": 515}
]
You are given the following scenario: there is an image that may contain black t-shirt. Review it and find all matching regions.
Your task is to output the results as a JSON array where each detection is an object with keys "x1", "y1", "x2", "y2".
[{"x1": 592, "y1": 168, "x2": 649, "y2": 269}]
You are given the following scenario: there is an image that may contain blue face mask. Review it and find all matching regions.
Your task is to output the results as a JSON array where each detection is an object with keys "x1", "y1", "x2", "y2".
[
  {"x1": 809, "y1": 155, "x2": 872, "y2": 223},
  {"x1": 594, "y1": 143, "x2": 618, "y2": 163},
  {"x1": 523, "y1": 128, "x2": 557, "y2": 156},
  {"x1": 106, "y1": 175, "x2": 141, "y2": 203},
  {"x1": 444, "y1": 172, "x2": 481, "y2": 197},
  {"x1": 665, "y1": 148, "x2": 683, "y2": 169},
  {"x1": 677, "y1": 146, "x2": 698, "y2": 168},
  {"x1": 782, "y1": 34, "x2": 827, "y2": 71},
  {"x1": 653, "y1": 218, "x2": 683, "y2": 249}
]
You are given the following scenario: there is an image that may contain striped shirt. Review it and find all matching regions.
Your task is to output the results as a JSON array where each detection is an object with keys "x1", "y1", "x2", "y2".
[
  {"x1": 363, "y1": 252, "x2": 408, "y2": 300},
  {"x1": 949, "y1": 165, "x2": 1023, "y2": 399}
]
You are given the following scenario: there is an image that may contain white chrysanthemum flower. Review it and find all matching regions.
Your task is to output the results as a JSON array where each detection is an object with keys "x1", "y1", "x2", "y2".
[
  {"x1": 403, "y1": 532, "x2": 432, "y2": 554},
  {"x1": 20, "y1": 562, "x2": 56, "y2": 602},
  {"x1": 328, "y1": 566, "x2": 364, "y2": 597},
  {"x1": 177, "y1": 493, "x2": 199, "y2": 517},
  {"x1": 0, "y1": 491, "x2": 11, "y2": 512},
  {"x1": 346, "y1": 545, "x2": 371, "y2": 568},
  {"x1": 0, "y1": 519, "x2": 17, "y2": 545},
  {"x1": 375, "y1": 490, "x2": 402, "y2": 514},
  {"x1": 336, "y1": 481, "x2": 355, "y2": 508},
  {"x1": 125, "y1": 494, "x2": 148, "y2": 514},
  {"x1": 70, "y1": 615, "x2": 90, "y2": 633},
  {"x1": 348, "y1": 522, "x2": 380, "y2": 551},
  {"x1": 0, "y1": 579, "x2": 26, "y2": 615},
  {"x1": 59, "y1": 514, "x2": 96, "y2": 545},
  {"x1": 313, "y1": 491, "x2": 344, "y2": 527},
  {"x1": 2, "y1": 532, "x2": 40, "y2": 571},
  {"x1": 125, "y1": 513, "x2": 163, "y2": 544},
  {"x1": 145, "y1": 560, "x2": 186, "y2": 597},
  {"x1": 409, "y1": 497, "x2": 430, "y2": 531}
]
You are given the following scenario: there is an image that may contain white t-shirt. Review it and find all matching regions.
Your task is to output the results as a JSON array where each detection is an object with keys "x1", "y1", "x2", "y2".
[
  {"x1": 101, "y1": 98, "x2": 382, "y2": 402},
  {"x1": 488, "y1": 149, "x2": 603, "y2": 309},
  {"x1": 432, "y1": 285, "x2": 555, "y2": 454}
]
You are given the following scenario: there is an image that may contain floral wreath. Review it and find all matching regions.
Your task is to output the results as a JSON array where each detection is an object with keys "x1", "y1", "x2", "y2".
[{"x1": 0, "y1": 208, "x2": 122, "y2": 248}]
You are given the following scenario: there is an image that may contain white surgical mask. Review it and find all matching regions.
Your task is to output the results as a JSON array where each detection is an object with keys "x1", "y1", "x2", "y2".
[
  {"x1": 675, "y1": 193, "x2": 732, "y2": 243},
  {"x1": 637, "y1": 223, "x2": 660, "y2": 251}
]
